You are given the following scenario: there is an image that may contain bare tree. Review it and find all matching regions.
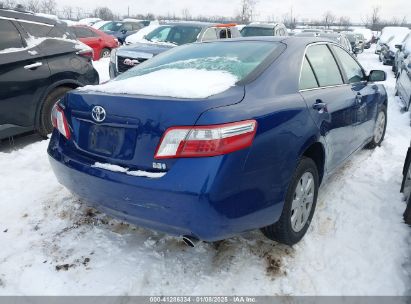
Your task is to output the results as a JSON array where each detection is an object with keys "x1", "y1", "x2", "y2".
[
  {"x1": 322, "y1": 11, "x2": 335, "y2": 28},
  {"x1": 40, "y1": 0, "x2": 57, "y2": 14},
  {"x1": 338, "y1": 16, "x2": 351, "y2": 30},
  {"x1": 238, "y1": 0, "x2": 258, "y2": 23},
  {"x1": 181, "y1": 8, "x2": 191, "y2": 21},
  {"x1": 366, "y1": 6, "x2": 381, "y2": 31},
  {"x1": 93, "y1": 7, "x2": 114, "y2": 20},
  {"x1": 1, "y1": 0, "x2": 16, "y2": 8},
  {"x1": 62, "y1": 6, "x2": 73, "y2": 20},
  {"x1": 25, "y1": 0, "x2": 40, "y2": 13}
]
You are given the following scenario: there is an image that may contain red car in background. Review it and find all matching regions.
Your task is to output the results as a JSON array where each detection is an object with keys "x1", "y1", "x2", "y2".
[{"x1": 70, "y1": 25, "x2": 119, "y2": 61}]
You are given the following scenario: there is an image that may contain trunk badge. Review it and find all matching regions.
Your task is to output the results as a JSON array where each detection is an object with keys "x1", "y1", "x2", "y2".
[{"x1": 92, "y1": 106, "x2": 106, "y2": 123}]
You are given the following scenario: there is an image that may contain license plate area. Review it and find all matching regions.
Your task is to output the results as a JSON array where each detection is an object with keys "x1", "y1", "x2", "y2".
[{"x1": 88, "y1": 125, "x2": 125, "y2": 157}]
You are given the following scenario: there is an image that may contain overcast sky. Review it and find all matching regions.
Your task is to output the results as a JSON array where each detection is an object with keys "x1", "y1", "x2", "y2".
[{"x1": 54, "y1": 0, "x2": 411, "y2": 23}]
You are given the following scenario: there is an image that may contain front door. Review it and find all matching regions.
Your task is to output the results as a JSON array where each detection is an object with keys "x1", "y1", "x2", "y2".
[
  {"x1": 299, "y1": 44, "x2": 358, "y2": 172},
  {"x1": 0, "y1": 19, "x2": 51, "y2": 135}
]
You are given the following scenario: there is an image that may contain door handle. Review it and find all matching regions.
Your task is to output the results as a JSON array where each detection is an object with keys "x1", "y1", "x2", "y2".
[
  {"x1": 312, "y1": 100, "x2": 328, "y2": 112},
  {"x1": 24, "y1": 62, "x2": 42, "y2": 70}
]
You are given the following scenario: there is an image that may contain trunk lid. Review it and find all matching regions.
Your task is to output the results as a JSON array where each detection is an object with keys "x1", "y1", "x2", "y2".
[{"x1": 63, "y1": 87, "x2": 245, "y2": 171}]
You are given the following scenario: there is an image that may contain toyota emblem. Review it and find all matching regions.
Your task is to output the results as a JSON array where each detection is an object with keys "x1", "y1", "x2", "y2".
[{"x1": 91, "y1": 106, "x2": 106, "y2": 123}]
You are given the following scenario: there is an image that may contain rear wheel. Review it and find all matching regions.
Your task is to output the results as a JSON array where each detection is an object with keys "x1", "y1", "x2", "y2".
[
  {"x1": 365, "y1": 105, "x2": 387, "y2": 149},
  {"x1": 37, "y1": 86, "x2": 72, "y2": 138},
  {"x1": 100, "y1": 48, "x2": 111, "y2": 59},
  {"x1": 261, "y1": 157, "x2": 319, "y2": 246}
]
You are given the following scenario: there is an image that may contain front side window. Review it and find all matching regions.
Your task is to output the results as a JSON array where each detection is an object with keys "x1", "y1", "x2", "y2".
[
  {"x1": 117, "y1": 41, "x2": 284, "y2": 83},
  {"x1": 332, "y1": 45, "x2": 365, "y2": 83},
  {"x1": 0, "y1": 20, "x2": 23, "y2": 51},
  {"x1": 306, "y1": 44, "x2": 343, "y2": 87},
  {"x1": 300, "y1": 56, "x2": 318, "y2": 90}
]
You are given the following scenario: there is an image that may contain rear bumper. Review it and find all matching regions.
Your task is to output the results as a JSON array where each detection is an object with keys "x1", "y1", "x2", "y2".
[{"x1": 47, "y1": 132, "x2": 284, "y2": 241}]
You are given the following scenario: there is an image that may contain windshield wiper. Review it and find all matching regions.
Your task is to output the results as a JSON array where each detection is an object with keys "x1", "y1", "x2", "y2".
[{"x1": 164, "y1": 40, "x2": 178, "y2": 45}]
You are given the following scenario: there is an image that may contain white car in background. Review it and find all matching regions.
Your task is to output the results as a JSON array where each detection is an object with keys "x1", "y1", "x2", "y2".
[
  {"x1": 125, "y1": 21, "x2": 161, "y2": 44},
  {"x1": 376, "y1": 27, "x2": 410, "y2": 54},
  {"x1": 78, "y1": 17, "x2": 102, "y2": 26},
  {"x1": 92, "y1": 20, "x2": 111, "y2": 30}
]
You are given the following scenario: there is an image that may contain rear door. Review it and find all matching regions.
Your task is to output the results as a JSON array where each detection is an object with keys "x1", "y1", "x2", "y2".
[
  {"x1": 0, "y1": 19, "x2": 51, "y2": 134},
  {"x1": 299, "y1": 43, "x2": 358, "y2": 172},
  {"x1": 331, "y1": 44, "x2": 378, "y2": 147}
]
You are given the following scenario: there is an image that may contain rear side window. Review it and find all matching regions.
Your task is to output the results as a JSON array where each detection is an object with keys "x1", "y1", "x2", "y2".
[
  {"x1": 19, "y1": 22, "x2": 52, "y2": 37},
  {"x1": 332, "y1": 45, "x2": 365, "y2": 83},
  {"x1": 306, "y1": 44, "x2": 343, "y2": 87},
  {"x1": 300, "y1": 56, "x2": 318, "y2": 90},
  {"x1": 0, "y1": 20, "x2": 23, "y2": 51},
  {"x1": 72, "y1": 27, "x2": 97, "y2": 38},
  {"x1": 202, "y1": 28, "x2": 217, "y2": 41}
]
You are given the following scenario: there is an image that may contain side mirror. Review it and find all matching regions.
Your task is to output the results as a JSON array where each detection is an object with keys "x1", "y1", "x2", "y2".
[
  {"x1": 368, "y1": 70, "x2": 386, "y2": 82},
  {"x1": 395, "y1": 44, "x2": 403, "y2": 51},
  {"x1": 121, "y1": 29, "x2": 127, "y2": 34}
]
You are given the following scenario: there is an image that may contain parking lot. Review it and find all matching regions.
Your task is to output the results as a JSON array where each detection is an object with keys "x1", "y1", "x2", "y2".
[{"x1": 0, "y1": 46, "x2": 410, "y2": 295}]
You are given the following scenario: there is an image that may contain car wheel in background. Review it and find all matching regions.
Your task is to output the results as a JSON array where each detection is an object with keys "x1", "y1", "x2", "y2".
[
  {"x1": 37, "y1": 86, "x2": 72, "y2": 138},
  {"x1": 365, "y1": 105, "x2": 387, "y2": 149},
  {"x1": 100, "y1": 48, "x2": 111, "y2": 59},
  {"x1": 261, "y1": 157, "x2": 319, "y2": 246}
]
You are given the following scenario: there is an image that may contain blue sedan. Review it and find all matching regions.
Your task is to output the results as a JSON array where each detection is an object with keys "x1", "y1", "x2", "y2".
[{"x1": 48, "y1": 37, "x2": 388, "y2": 245}]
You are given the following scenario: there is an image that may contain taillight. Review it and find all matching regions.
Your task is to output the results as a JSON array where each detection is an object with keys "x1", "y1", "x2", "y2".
[
  {"x1": 77, "y1": 49, "x2": 94, "y2": 60},
  {"x1": 51, "y1": 104, "x2": 71, "y2": 139},
  {"x1": 155, "y1": 120, "x2": 257, "y2": 159}
]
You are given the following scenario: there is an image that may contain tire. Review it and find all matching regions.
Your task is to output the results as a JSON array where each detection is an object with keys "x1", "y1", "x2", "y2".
[
  {"x1": 100, "y1": 48, "x2": 111, "y2": 59},
  {"x1": 261, "y1": 157, "x2": 319, "y2": 246},
  {"x1": 37, "y1": 86, "x2": 72, "y2": 138},
  {"x1": 365, "y1": 105, "x2": 387, "y2": 149},
  {"x1": 404, "y1": 195, "x2": 411, "y2": 225}
]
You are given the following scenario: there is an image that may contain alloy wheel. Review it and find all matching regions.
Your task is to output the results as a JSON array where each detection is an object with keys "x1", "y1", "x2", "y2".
[
  {"x1": 374, "y1": 111, "x2": 386, "y2": 144},
  {"x1": 291, "y1": 172, "x2": 315, "y2": 232}
]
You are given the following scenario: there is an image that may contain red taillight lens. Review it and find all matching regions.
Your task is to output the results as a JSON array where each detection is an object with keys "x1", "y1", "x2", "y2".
[
  {"x1": 154, "y1": 120, "x2": 257, "y2": 159},
  {"x1": 51, "y1": 104, "x2": 71, "y2": 139}
]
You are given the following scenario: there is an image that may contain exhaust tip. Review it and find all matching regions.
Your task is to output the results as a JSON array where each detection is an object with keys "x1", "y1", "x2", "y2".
[{"x1": 182, "y1": 236, "x2": 199, "y2": 247}]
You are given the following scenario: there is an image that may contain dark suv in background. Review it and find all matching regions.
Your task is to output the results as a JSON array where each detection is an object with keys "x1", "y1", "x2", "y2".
[{"x1": 0, "y1": 9, "x2": 99, "y2": 140}]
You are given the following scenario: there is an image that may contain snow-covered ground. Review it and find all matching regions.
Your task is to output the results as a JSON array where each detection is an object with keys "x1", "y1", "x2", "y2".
[{"x1": 0, "y1": 46, "x2": 410, "y2": 295}]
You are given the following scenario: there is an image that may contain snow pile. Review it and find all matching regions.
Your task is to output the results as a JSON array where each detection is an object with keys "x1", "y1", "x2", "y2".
[
  {"x1": 92, "y1": 58, "x2": 110, "y2": 83},
  {"x1": 81, "y1": 68, "x2": 238, "y2": 99},
  {"x1": 92, "y1": 162, "x2": 166, "y2": 178},
  {"x1": 125, "y1": 24, "x2": 161, "y2": 44}
]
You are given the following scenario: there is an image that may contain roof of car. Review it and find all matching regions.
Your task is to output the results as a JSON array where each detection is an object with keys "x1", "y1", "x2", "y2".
[
  {"x1": 204, "y1": 36, "x2": 338, "y2": 46},
  {"x1": 161, "y1": 22, "x2": 227, "y2": 29},
  {"x1": 0, "y1": 8, "x2": 57, "y2": 25},
  {"x1": 244, "y1": 23, "x2": 283, "y2": 29}
]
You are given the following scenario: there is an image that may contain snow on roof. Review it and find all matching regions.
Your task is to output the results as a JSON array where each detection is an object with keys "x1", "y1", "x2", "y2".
[
  {"x1": 380, "y1": 27, "x2": 410, "y2": 43},
  {"x1": 80, "y1": 68, "x2": 238, "y2": 99}
]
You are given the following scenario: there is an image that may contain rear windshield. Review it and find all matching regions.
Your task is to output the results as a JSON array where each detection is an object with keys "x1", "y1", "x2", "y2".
[
  {"x1": 116, "y1": 41, "x2": 284, "y2": 83},
  {"x1": 145, "y1": 25, "x2": 202, "y2": 45},
  {"x1": 241, "y1": 27, "x2": 274, "y2": 37}
]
